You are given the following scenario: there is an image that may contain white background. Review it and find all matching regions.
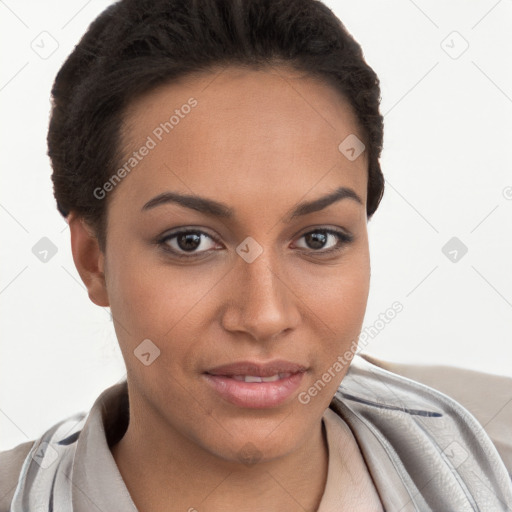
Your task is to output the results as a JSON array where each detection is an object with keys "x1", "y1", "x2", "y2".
[{"x1": 1, "y1": 0, "x2": 511, "y2": 451}]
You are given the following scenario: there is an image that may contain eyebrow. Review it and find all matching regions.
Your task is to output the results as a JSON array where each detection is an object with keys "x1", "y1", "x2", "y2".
[{"x1": 141, "y1": 186, "x2": 363, "y2": 222}]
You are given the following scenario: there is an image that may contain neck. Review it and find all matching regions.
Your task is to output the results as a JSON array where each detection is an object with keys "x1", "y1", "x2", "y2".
[{"x1": 111, "y1": 397, "x2": 329, "y2": 512}]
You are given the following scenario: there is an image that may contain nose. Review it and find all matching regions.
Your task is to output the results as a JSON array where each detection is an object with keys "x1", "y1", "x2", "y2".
[{"x1": 220, "y1": 247, "x2": 301, "y2": 343}]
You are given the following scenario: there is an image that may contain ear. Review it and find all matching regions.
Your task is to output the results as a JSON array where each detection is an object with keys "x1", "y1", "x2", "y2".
[{"x1": 68, "y1": 212, "x2": 109, "y2": 307}]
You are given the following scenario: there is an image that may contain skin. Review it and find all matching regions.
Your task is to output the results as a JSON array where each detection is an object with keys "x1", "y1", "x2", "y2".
[{"x1": 69, "y1": 65, "x2": 372, "y2": 511}]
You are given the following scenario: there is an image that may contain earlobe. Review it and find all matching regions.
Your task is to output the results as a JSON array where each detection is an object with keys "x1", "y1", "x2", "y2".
[{"x1": 68, "y1": 212, "x2": 110, "y2": 307}]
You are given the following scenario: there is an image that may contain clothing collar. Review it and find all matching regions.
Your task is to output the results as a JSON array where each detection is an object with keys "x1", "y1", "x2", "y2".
[{"x1": 10, "y1": 355, "x2": 512, "y2": 511}]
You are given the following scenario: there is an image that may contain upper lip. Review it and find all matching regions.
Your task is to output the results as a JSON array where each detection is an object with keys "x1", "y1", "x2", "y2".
[{"x1": 205, "y1": 360, "x2": 308, "y2": 377}]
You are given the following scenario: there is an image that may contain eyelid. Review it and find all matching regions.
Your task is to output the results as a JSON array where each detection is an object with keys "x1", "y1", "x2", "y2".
[{"x1": 295, "y1": 225, "x2": 353, "y2": 241}]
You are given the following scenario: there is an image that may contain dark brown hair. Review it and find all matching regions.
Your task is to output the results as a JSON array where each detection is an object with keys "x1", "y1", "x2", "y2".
[{"x1": 48, "y1": 0, "x2": 384, "y2": 252}]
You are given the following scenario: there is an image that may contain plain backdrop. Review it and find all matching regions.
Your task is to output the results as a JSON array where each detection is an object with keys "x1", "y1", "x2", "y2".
[{"x1": 1, "y1": 0, "x2": 511, "y2": 451}]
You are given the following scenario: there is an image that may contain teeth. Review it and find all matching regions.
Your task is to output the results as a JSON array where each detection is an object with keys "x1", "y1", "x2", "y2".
[
  {"x1": 245, "y1": 375, "x2": 263, "y2": 383},
  {"x1": 230, "y1": 373, "x2": 291, "y2": 382},
  {"x1": 261, "y1": 375, "x2": 280, "y2": 382}
]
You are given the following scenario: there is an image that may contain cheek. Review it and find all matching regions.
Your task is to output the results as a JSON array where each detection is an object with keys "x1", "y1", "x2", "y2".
[
  {"x1": 106, "y1": 249, "x2": 217, "y2": 368},
  {"x1": 306, "y1": 251, "x2": 370, "y2": 355},
  {"x1": 295, "y1": 255, "x2": 370, "y2": 411},
  {"x1": 105, "y1": 250, "x2": 171, "y2": 345},
  {"x1": 106, "y1": 257, "x2": 198, "y2": 394}
]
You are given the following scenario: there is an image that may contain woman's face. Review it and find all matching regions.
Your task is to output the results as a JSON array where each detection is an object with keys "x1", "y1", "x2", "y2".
[{"x1": 97, "y1": 66, "x2": 370, "y2": 463}]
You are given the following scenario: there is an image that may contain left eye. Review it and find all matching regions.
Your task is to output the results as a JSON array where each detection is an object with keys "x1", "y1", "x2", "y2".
[
  {"x1": 159, "y1": 230, "x2": 220, "y2": 258},
  {"x1": 158, "y1": 228, "x2": 352, "y2": 259}
]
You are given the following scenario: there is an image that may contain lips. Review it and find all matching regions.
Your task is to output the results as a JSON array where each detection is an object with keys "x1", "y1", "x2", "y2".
[
  {"x1": 205, "y1": 360, "x2": 307, "y2": 378},
  {"x1": 203, "y1": 360, "x2": 307, "y2": 408}
]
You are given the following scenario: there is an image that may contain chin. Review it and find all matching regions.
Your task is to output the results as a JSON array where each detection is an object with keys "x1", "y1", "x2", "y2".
[{"x1": 204, "y1": 418, "x2": 307, "y2": 467}]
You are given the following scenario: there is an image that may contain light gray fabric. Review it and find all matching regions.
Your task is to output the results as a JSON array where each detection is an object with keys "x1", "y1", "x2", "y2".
[
  {"x1": 0, "y1": 442, "x2": 34, "y2": 511},
  {"x1": 2, "y1": 355, "x2": 512, "y2": 511},
  {"x1": 9, "y1": 414, "x2": 85, "y2": 512},
  {"x1": 360, "y1": 352, "x2": 512, "y2": 477},
  {"x1": 336, "y1": 356, "x2": 512, "y2": 511}
]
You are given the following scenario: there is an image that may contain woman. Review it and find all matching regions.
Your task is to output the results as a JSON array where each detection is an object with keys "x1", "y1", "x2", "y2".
[{"x1": 1, "y1": 0, "x2": 511, "y2": 510}]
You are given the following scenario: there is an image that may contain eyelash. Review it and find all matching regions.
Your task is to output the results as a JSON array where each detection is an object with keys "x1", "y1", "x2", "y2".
[{"x1": 157, "y1": 227, "x2": 354, "y2": 260}]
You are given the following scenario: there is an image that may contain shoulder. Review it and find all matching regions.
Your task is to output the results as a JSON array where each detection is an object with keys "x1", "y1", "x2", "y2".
[
  {"x1": 357, "y1": 352, "x2": 512, "y2": 474},
  {"x1": 0, "y1": 441, "x2": 35, "y2": 512},
  {"x1": 331, "y1": 353, "x2": 512, "y2": 509}
]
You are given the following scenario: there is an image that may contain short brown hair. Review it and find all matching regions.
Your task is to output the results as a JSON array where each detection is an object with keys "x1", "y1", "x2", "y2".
[{"x1": 48, "y1": 0, "x2": 384, "y2": 252}]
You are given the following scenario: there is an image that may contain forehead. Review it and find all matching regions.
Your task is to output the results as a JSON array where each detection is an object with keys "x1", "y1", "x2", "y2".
[{"x1": 112, "y1": 66, "x2": 368, "y2": 216}]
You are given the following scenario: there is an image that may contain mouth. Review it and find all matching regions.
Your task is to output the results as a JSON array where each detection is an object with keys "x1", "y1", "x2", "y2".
[{"x1": 203, "y1": 360, "x2": 307, "y2": 409}]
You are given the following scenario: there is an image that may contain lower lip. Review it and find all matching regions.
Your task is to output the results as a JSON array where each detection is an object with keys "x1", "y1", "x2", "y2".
[{"x1": 203, "y1": 372, "x2": 305, "y2": 409}]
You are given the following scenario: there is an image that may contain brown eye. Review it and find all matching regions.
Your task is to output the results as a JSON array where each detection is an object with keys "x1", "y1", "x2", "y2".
[
  {"x1": 294, "y1": 229, "x2": 353, "y2": 255},
  {"x1": 303, "y1": 231, "x2": 329, "y2": 250},
  {"x1": 159, "y1": 229, "x2": 220, "y2": 258}
]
